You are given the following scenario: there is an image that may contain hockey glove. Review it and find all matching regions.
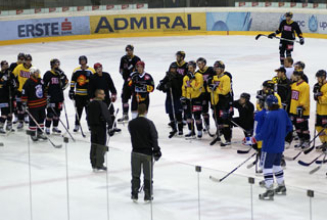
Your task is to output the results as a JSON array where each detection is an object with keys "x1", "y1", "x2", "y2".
[
  {"x1": 69, "y1": 90, "x2": 75, "y2": 100},
  {"x1": 242, "y1": 137, "x2": 257, "y2": 146},
  {"x1": 1, "y1": 74, "x2": 8, "y2": 81},
  {"x1": 208, "y1": 83, "x2": 217, "y2": 91},
  {"x1": 111, "y1": 94, "x2": 117, "y2": 102},
  {"x1": 187, "y1": 72, "x2": 195, "y2": 79},
  {"x1": 153, "y1": 150, "x2": 162, "y2": 161},
  {"x1": 314, "y1": 92, "x2": 323, "y2": 100},
  {"x1": 180, "y1": 97, "x2": 187, "y2": 105},
  {"x1": 156, "y1": 82, "x2": 164, "y2": 91},
  {"x1": 300, "y1": 38, "x2": 305, "y2": 45},
  {"x1": 268, "y1": 33, "x2": 276, "y2": 39},
  {"x1": 296, "y1": 106, "x2": 304, "y2": 118}
]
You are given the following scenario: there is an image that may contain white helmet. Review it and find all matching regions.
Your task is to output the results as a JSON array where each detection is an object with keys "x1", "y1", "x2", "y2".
[{"x1": 30, "y1": 67, "x2": 40, "y2": 74}]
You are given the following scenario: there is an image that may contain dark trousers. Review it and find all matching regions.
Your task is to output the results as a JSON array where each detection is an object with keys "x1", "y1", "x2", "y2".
[
  {"x1": 90, "y1": 125, "x2": 107, "y2": 168},
  {"x1": 75, "y1": 95, "x2": 89, "y2": 126},
  {"x1": 121, "y1": 81, "x2": 132, "y2": 114},
  {"x1": 28, "y1": 108, "x2": 45, "y2": 133},
  {"x1": 291, "y1": 115, "x2": 310, "y2": 141},
  {"x1": 131, "y1": 152, "x2": 153, "y2": 196},
  {"x1": 214, "y1": 104, "x2": 232, "y2": 141},
  {"x1": 279, "y1": 40, "x2": 294, "y2": 65},
  {"x1": 45, "y1": 102, "x2": 62, "y2": 128}
]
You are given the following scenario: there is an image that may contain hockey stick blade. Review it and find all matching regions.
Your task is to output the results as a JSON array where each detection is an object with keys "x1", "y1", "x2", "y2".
[
  {"x1": 237, "y1": 147, "x2": 252, "y2": 154},
  {"x1": 210, "y1": 137, "x2": 221, "y2": 146},
  {"x1": 298, "y1": 153, "x2": 325, "y2": 166},
  {"x1": 209, "y1": 176, "x2": 221, "y2": 182},
  {"x1": 315, "y1": 159, "x2": 327, "y2": 164},
  {"x1": 168, "y1": 131, "x2": 177, "y2": 139},
  {"x1": 304, "y1": 146, "x2": 315, "y2": 155},
  {"x1": 284, "y1": 151, "x2": 302, "y2": 161},
  {"x1": 255, "y1": 34, "x2": 264, "y2": 40},
  {"x1": 246, "y1": 160, "x2": 256, "y2": 169}
]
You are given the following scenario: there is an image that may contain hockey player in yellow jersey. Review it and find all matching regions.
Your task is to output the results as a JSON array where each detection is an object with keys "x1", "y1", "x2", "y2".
[
  {"x1": 256, "y1": 80, "x2": 282, "y2": 111},
  {"x1": 207, "y1": 61, "x2": 233, "y2": 147},
  {"x1": 313, "y1": 70, "x2": 327, "y2": 150},
  {"x1": 12, "y1": 54, "x2": 33, "y2": 130},
  {"x1": 290, "y1": 71, "x2": 310, "y2": 148},
  {"x1": 69, "y1": 55, "x2": 95, "y2": 132},
  {"x1": 181, "y1": 61, "x2": 204, "y2": 139}
]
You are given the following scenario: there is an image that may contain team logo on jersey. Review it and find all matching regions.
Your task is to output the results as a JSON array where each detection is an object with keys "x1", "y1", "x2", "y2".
[
  {"x1": 20, "y1": 70, "x2": 31, "y2": 78},
  {"x1": 51, "y1": 77, "x2": 60, "y2": 84},
  {"x1": 35, "y1": 85, "x2": 43, "y2": 98},
  {"x1": 291, "y1": 90, "x2": 299, "y2": 100},
  {"x1": 284, "y1": 25, "x2": 292, "y2": 32},
  {"x1": 77, "y1": 75, "x2": 87, "y2": 86},
  {"x1": 144, "y1": 75, "x2": 150, "y2": 80}
]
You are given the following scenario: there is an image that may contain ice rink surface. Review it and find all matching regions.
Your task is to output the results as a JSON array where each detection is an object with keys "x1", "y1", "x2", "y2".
[{"x1": 0, "y1": 35, "x2": 327, "y2": 220}]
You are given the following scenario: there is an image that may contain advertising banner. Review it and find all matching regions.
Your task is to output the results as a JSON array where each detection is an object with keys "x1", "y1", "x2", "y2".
[
  {"x1": 90, "y1": 12, "x2": 206, "y2": 34},
  {"x1": 0, "y1": 16, "x2": 90, "y2": 41}
]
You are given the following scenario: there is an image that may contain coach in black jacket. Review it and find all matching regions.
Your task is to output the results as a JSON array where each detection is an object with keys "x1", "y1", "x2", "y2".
[
  {"x1": 87, "y1": 89, "x2": 112, "y2": 172},
  {"x1": 128, "y1": 103, "x2": 161, "y2": 202}
]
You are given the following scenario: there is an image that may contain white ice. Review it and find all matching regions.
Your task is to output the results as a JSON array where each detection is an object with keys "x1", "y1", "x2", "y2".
[{"x1": 0, "y1": 35, "x2": 326, "y2": 220}]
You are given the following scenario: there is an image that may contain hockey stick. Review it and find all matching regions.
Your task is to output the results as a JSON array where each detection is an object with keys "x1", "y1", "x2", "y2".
[
  {"x1": 63, "y1": 101, "x2": 70, "y2": 130},
  {"x1": 209, "y1": 152, "x2": 257, "y2": 182},
  {"x1": 298, "y1": 152, "x2": 325, "y2": 167},
  {"x1": 73, "y1": 100, "x2": 86, "y2": 138},
  {"x1": 168, "y1": 87, "x2": 178, "y2": 138},
  {"x1": 230, "y1": 119, "x2": 252, "y2": 136},
  {"x1": 303, "y1": 124, "x2": 327, "y2": 155},
  {"x1": 309, "y1": 153, "x2": 327, "y2": 174},
  {"x1": 26, "y1": 109, "x2": 62, "y2": 148},
  {"x1": 255, "y1": 34, "x2": 301, "y2": 43},
  {"x1": 237, "y1": 147, "x2": 252, "y2": 154},
  {"x1": 49, "y1": 104, "x2": 75, "y2": 142}
]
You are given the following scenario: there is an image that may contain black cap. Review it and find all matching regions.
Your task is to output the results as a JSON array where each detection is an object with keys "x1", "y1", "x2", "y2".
[
  {"x1": 126, "y1": 45, "x2": 134, "y2": 51},
  {"x1": 176, "y1": 51, "x2": 186, "y2": 59},
  {"x1": 240, "y1": 93, "x2": 250, "y2": 101},
  {"x1": 275, "y1": 67, "x2": 286, "y2": 73}
]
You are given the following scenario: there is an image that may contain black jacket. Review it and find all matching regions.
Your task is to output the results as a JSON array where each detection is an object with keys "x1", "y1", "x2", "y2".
[
  {"x1": 277, "y1": 77, "x2": 291, "y2": 107},
  {"x1": 128, "y1": 116, "x2": 160, "y2": 156},
  {"x1": 87, "y1": 99, "x2": 112, "y2": 127},
  {"x1": 43, "y1": 69, "x2": 68, "y2": 103},
  {"x1": 89, "y1": 72, "x2": 117, "y2": 104},
  {"x1": 0, "y1": 70, "x2": 15, "y2": 102},
  {"x1": 233, "y1": 100, "x2": 254, "y2": 130},
  {"x1": 157, "y1": 71, "x2": 183, "y2": 99},
  {"x1": 119, "y1": 55, "x2": 141, "y2": 81}
]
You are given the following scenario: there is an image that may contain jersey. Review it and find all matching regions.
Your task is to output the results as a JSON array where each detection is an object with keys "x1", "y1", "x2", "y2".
[
  {"x1": 89, "y1": 72, "x2": 117, "y2": 103},
  {"x1": 290, "y1": 80, "x2": 310, "y2": 116},
  {"x1": 277, "y1": 76, "x2": 291, "y2": 108},
  {"x1": 182, "y1": 72, "x2": 204, "y2": 99},
  {"x1": 207, "y1": 73, "x2": 231, "y2": 106},
  {"x1": 43, "y1": 69, "x2": 68, "y2": 103},
  {"x1": 128, "y1": 72, "x2": 154, "y2": 102},
  {"x1": 256, "y1": 92, "x2": 282, "y2": 111},
  {"x1": 70, "y1": 66, "x2": 95, "y2": 97},
  {"x1": 275, "y1": 20, "x2": 303, "y2": 40},
  {"x1": 171, "y1": 61, "x2": 188, "y2": 77},
  {"x1": 197, "y1": 66, "x2": 215, "y2": 89},
  {"x1": 21, "y1": 78, "x2": 46, "y2": 109},
  {"x1": 120, "y1": 55, "x2": 141, "y2": 81},
  {"x1": 316, "y1": 83, "x2": 327, "y2": 116},
  {"x1": 0, "y1": 70, "x2": 15, "y2": 103},
  {"x1": 12, "y1": 63, "x2": 32, "y2": 92}
]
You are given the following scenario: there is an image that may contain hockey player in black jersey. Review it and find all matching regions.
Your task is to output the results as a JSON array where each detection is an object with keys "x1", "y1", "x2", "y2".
[
  {"x1": 127, "y1": 61, "x2": 154, "y2": 119},
  {"x1": 0, "y1": 61, "x2": 16, "y2": 133},
  {"x1": 196, "y1": 57, "x2": 215, "y2": 132},
  {"x1": 89, "y1": 62, "x2": 120, "y2": 135},
  {"x1": 43, "y1": 59, "x2": 69, "y2": 135},
  {"x1": 157, "y1": 62, "x2": 184, "y2": 137},
  {"x1": 118, "y1": 45, "x2": 141, "y2": 123},
  {"x1": 268, "y1": 12, "x2": 304, "y2": 65},
  {"x1": 171, "y1": 51, "x2": 188, "y2": 77},
  {"x1": 69, "y1": 56, "x2": 95, "y2": 132},
  {"x1": 275, "y1": 67, "x2": 291, "y2": 111},
  {"x1": 21, "y1": 67, "x2": 47, "y2": 141}
]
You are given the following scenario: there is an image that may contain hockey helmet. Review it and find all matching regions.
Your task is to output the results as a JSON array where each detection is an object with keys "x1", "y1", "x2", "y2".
[
  {"x1": 176, "y1": 51, "x2": 186, "y2": 59},
  {"x1": 136, "y1": 60, "x2": 145, "y2": 68},
  {"x1": 294, "y1": 61, "x2": 305, "y2": 70},
  {"x1": 125, "y1": 44, "x2": 134, "y2": 51},
  {"x1": 316, "y1": 69, "x2": 327, "y2": 78},
  {"x1": 293, "y1": 71, "x2": 304, "y2": 76},
  {"x1": 187, "y1": 60, "x2": 197, "y2": 69},
  {"x1": 262, "y1": 80, "x2": 275, "y2": 90},
  {"x1": 25, "y1": 54, "x2": 32, "y2": 61},
  {"x1": 265, "y1": 95, "x2": 278, "y2": 107},
  {"x1": 94, "y1": 62, "x2": 102, "y2": 70},
  {"x1": 79, "y1": 55, "x2": 87, "y2": 64},
  {"x1": 50, "y1": 58, "x2": 60, "y2": 68},
  {"x1": 285, "y1": 12, "x2": 293, "y2": 18},
  {"x1": 17, "y1": 53, "x2": 25, "y2": 60},
  {"x1": 214, "y1": 60, "x2": 225, "y2": 69},
  {"x1": 196, "y1": 57, "x2": 207, "y2": 65},
  {"x1": 169, "y1": 62, "x2": 178, "y2": 70},
  {"x1": 30, "y1": 67, "x2": 40, "y2": 75},
  {"x1": 240, "y1": 93, "x2": 251, "y2": 101}
]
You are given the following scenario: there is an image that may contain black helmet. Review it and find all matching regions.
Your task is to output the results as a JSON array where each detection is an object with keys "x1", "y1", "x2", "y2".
[
  {"x1": 79, "y1": 55, "x2": 87, "y2": 64},
  {"x1": 169, "y1": 62, "x2": 178, "y2": 70},
  {"x1": 24, "y1": 54, "x2": 32, "y2": 61},
  {"x1": 294, "y1": 61, "x2": 305, "y2": 70},
  {"x1": 316, "y1": 70, "x2": 327, "y2": 78},
  {"x1": 240, "y1": 93, "x2": 250, "y2": 101},
  {"x1": 176, "y1": 51, "x2": 186, "y2": 59},
  {"x1": 196, "y1": 57, "x2": 207, "y2": 65},
  {"x1": 214, "y1": 60, "x2": 225, "y2": 69},
  {"x1": 187, "y1": 60, "x2": 197, "y2": 69},
  {"x1": 262, "y1": 80, "x2": 275, "y2": 90},
  {"x1": 285, "y1": 12, "x2": 293, "y2": 18},
  {"x1": 293, "y1": 71, "x2": 304, "y2": 76},
  {"x1": 125, "y1": 44, "x2": 134, "y2": 51},
  {"x1": 17, "y1": 53, "x2": 25, "y2": 60},
  {"x1": 50, "y1": 58, "x2": 60, "y2": 68}
]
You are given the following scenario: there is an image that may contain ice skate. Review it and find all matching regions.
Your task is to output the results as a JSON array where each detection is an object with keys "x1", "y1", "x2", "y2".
[
  {"x1": 197, "y1": 130, "x2": 202, "y2": 139},
  {"x1": 45, "y1": 128, "x2": 50, "y2": 135},
  {"x1": 30, "y1": 132, "x2": 38, "y2": 142},
  {"x1": 274, "y1": 183, "x2": 287, "y2": 195},
  {"x1": 301, "y1": 141, "x2": 310, "y2": 149},
  {"x1": 185, "y1": 130, "x2": 195, "y2": 139},
  {"x1": 0, "y1": 127, "x2": 6, "y2": 134},
  {"x1": 94, "y1": 166, "x2": 107, "y2": 172},
  {"x1": 131, "y1": 193, "x2": 138, "y2": 202},
  {"x1": 73, "y1": 125, "x2": 80, "y2": 132},
  {"x1": 259, "y1": 180, "x2": 265, "y2": 187},
  {"x1": 52, "y1": 127, "x2": 62, "y2": 135},
  {"x1": 6, "y1": 124, "x2": 15, "y2": 132},
  {"x1": 37, "y1": 132, "x2": 47, "y2": 140},
  {"x1": 17, "y1": 122, "x2": 24, "y2": 130},
  {"x1": 24, "y1": 115, "x2": 29, "y2": 124},
  {"x1": 259, "y1": 185, "x2": 274, "y2": 201},
  {"x1": 117, "y1": 114, "x2": 129, "y2": 124}
]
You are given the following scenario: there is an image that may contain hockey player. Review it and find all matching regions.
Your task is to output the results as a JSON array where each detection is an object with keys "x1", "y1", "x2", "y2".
[
  {"x1": 88, "y1": 89, "x2": 113, "y2": 172},
  {"x1": 232, "y1": 93, "x2": 254, "y2": 137},
  {"x1": 157, "y1": 63, "x2": 184, "y2": 137},
  {"x1": 256, "y1": 80, "x2": 282, "y2": 111},
  {"x1": 89, "y1": 63, "x2": 120, "y2": 135},
  {"x1": 294, "y1": 61, "x2": 308, "y2": 83},
  {"x1": 290, "y1": 70, "x2": 310, "y2": 148},
  {"x1": 43, "y1": 59, "x2": 69, "y2": 135},
  {"x1": 283, "y1": 57, "x2": 294, "y2": 80},
  {"x1": 196, "y1": 57, "x2": 215, "y2": 132},
  {"x1": 245, "y1": 95, "x2": 292, "y2": 200},
  {"x1": 171, "y1": 51, "x2": 188, "y2": 77},
  {"x1": 127, "y1": 61, "x2": 154, "y2": 119},
  {"x1": 12, "y1": 54, "x2": 33, "y2": 130},
  {"x1": 21, "y1": 67, "x2": 47, "y2": 141},
  {"x1": 181, "y1": 61, "x2": 204, "y2": 138},
  {"x1": 0, "y1": 61, "x2": 16, "y2": 133},
  {"x1": 313, "y1": 70, "x2": 327, "y2": 150},
  {"x1": 69, "y1": 56, "x2": 95, "y2": 132},
  {"x1": 118, "y1": 45, "x2": 141, "y2": 123},
  {"x1": 275, "y1": 67, "x2": 291, "y2": 110},
  {"x1": 268, "y1": 12, "x2": 304, "y2": 65},
  {"x1": 208, "y1": 61, "x2": 232, "y2": 146}
]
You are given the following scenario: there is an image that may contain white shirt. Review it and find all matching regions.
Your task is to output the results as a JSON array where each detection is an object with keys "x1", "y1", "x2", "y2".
[{"x1": 285, "y1": 67, "x2": 294, "y2": 79}]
